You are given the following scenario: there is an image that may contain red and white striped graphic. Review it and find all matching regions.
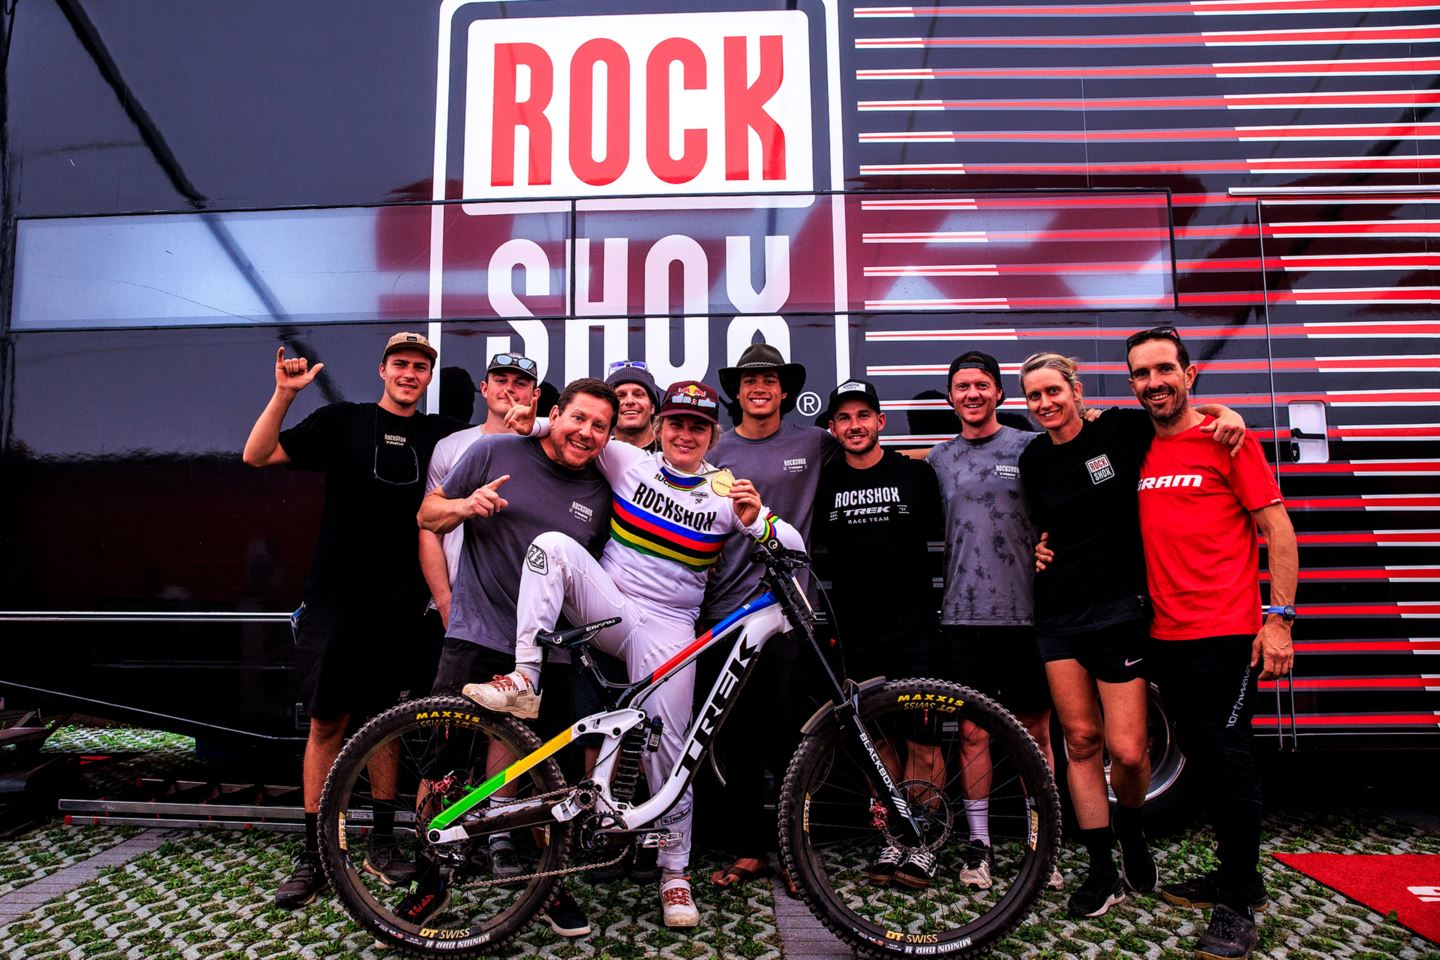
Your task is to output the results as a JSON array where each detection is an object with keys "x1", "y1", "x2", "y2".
[
  {"x1": 856, "y1": 55, "x2": 1440, "y2": 80},
  {"x1": 857, "y1": 122, "x2": 1440, "y2": 143},
  {"x1": 1252, "y1": 714, "x2": 1440, "y2": 729},
  {"x1": 855, "y1": 24, "x2": 1440, "y2": 48},
  {"x1": 1295, "y1": 639, "x2": 1440, "y2": 653},
  {"x1": 859, "y1": 91, "x2": 1440, "y2": 111},
  {"x1": 859, "y1": 156, "x2": 1440, "y2": 176},
  {"x1": 855, "y1": 1, "x2": 1439, "y2": 19},
  {"x1": 1281, "y1": 565, "x2": 1440, "y2": 580}
]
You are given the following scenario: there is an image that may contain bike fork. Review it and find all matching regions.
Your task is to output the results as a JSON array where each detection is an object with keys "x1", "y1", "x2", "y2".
[{"x1": 831, "y1": 691, "x2": 929, "y2": 847}]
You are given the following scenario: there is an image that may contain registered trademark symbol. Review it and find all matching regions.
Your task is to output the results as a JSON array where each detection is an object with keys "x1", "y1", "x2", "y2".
[{"x1": 797, "y1": 392, "x2": 822, "y2": 416}]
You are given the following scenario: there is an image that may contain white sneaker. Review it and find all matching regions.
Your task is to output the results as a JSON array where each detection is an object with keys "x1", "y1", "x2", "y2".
[
  {"x1": 462, "y1": 672, "x2": 541, "y2": 719},
  {"x1": 660, "y1": 876, "x2": 700, "y2": 928},
  {"x1": 1047, "y1": 868, "x2": 1065, "y2": 890},
  {"x1": 959, "y1": 840, "x2": 993, "y2": 889}
]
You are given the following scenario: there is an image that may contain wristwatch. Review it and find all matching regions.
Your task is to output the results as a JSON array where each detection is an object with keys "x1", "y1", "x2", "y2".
[{"x1": 1263, "y1": 604, "x2": 1298, "y2": 622}]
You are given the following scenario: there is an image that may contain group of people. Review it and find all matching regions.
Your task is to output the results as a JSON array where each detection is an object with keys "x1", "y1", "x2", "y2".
[{"x1": 243, "y1": 324, "x2": 1297, "y2": 960}]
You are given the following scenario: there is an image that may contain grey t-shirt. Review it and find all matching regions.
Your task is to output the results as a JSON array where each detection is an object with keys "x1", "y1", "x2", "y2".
[
  {"x1": 701, "y1": 422, "x2": 841, "y2": 621},
  {"x1": 926, "y1": 426, "x2": 1039, "y2": 626},
  {"x1": 427, "y1": 423, "x2": 489, "y2": 589},
  {"x1": 441, "y1": 434, "x2": 611, "y2": 656}
]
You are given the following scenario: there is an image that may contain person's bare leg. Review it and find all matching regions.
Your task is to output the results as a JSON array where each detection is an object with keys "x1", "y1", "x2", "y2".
[
  {"x1": 1020, "y1": 708, "x2": 1056, "y2": 772},
  {"x1": 959, "y1": 720, "x2": 992, "y2": 799},
  {"x1": 1095, "y1": 678, "x2": 1150, "y2": 809},
  {"x1": 1046, "y1": 661, "x2": 1108, "y2": 829},
  {"x1": 304, "y1": 715, "x2": 349, "y2": 813},
  {"x1": 369, "y1": 739, "x2": 399, "y2": 803}
]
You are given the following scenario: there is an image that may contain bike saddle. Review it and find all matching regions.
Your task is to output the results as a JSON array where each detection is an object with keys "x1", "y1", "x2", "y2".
[{"x1": 537, "y1": 617, "x2": 621, "y2": 649}]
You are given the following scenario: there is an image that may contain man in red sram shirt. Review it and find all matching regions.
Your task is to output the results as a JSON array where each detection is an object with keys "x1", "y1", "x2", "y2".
[{"x1": 1128, "y1": 326, "x2": 1298, "y2": 960}]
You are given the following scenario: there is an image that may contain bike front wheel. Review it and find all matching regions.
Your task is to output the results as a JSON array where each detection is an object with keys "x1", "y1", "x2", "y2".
[
  {"x1": 778, "y1": 678, "x2": 1060, "y2": 958},
  {"x1": 317, "y1": 695, "x2": 570, "y2": 957}
]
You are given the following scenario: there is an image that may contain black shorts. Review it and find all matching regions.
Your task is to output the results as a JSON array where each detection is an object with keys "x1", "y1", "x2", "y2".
[
  {"x1": 430, "y1": 636, "x2": 579, "y2": 741},
  {"x1": 834, "y1": 622, "x2": 938, "y2": 685},
  {"x1": 934, "y1": 625, "x2": 1052, "y2": 716},
  {"x1": 1037, "y1": 618, "x2": 1149, "y2": 684},
  {"x1": 569, "y1": 647, "x2": 631, "y2": 747},
  {"x1": 294, "y1": 600, "x2": 438, "y2": 723}
]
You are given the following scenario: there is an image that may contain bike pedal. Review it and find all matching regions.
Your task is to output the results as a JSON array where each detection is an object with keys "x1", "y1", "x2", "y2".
[{"x1": 638, "y1": 831, "x2": 683, "y2": 849}]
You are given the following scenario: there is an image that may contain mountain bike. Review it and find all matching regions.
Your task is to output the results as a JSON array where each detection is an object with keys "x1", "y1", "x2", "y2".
[{"x1": 317, "y1": 541, "x2": 1061, "y2": 957}]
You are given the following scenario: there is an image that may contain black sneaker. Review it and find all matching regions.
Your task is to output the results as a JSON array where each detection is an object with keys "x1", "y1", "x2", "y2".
[
  {"x1": 1119, "y1": 835, "x2": 1157, "y2": 894},
  {"x1": 396, "y1": 883, "x2": 451, "y2": 926},
  {"x1": 275, "y1": 851, "x2": 326, "y2": 909},
  {"x1": 490, "y1": 839, "x2": 524, "y2": 885},
  {"x1": 866, "y1": 844, "x2": 905, "y2": 886},
  {"x1": 958, "y1": 840, "x2": 993, "y2": 889},
  {"x1": 630, "y1": 842, "x2": 661, "y2": 884},
  {"x1": 892, "y1": 848, "x2": 938, "y2": 889},
  {"x1": 1161, "y1": 872, "x2": 1270, "y2": 914},
  {"x1": 1068, "y1": 869, "x2": 1125, "y2": 918},
  {"x1": 589, "y1": 847, "x2": 630, "y2": 883},
  {"x1": 1194, "y1": 903, "x2": 1259, "y2": 960},
  {"x1": 363, "y1": 835, "x2": 417, "y2": 888},
  {"x1": 539, "y1": 886, "x2": 592, "y2": 937}
]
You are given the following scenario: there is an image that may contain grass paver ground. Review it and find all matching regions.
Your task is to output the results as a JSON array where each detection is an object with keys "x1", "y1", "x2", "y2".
[{"x1": 1, "y1": 726, "x2": 1435, "y2": 958}]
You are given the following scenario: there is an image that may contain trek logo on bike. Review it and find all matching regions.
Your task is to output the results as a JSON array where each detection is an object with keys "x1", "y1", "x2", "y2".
[{"x1": 525, "y1": 544, "x2": 549, "y2": 575}]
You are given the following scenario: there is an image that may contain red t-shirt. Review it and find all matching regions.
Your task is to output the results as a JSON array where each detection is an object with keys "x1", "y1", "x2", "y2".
[{"x1": 1137, "y1": 417, "x2": 1284, "y2": 641}]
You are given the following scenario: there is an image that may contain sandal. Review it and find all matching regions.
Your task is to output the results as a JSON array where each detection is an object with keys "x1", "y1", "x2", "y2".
[
  {"x1": 709, "y1": 857, "x2": 773, "y2": 887},
  {"x1": 777, "y1": 865, "x2": 801, "y2": 900}
]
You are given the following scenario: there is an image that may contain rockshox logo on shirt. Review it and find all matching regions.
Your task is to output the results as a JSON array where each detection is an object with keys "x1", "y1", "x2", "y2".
[
  {"x1": 833, "y1": 486, "x2": 900, "y2": 508},
  {"x1": 1086, "y1": 454, "x2": 1115, "y2": 485},
  {"x1": 569, "y1": 501, "x2": 594, "y2": 523},
  {"x1": 1138, "y1": 474, "x2": 1203, "y2": 490},
  {"x1": 993, "y1": 463, "x2": 1020, "y2": 480},
  {"x1": 611, "y1": 489, "x2": 726, "y2": 570},
  {"x1": 783, "y1": 457, "x2": 808, "y2": 474}
]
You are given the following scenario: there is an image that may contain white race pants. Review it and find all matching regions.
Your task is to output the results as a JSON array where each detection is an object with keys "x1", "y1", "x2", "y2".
[{"x1": 516, "y1": 530, "x2": 697, "y2": 872}]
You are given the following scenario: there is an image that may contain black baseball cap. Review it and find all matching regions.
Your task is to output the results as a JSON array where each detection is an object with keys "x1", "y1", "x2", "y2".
[
  {"x1": 486, "y1": 352, "x2": 539, "y2": 381},
  {"x1": 825, "y1": 379, "x2": 882, "y2": 420},
  {"x1": 947, "y1": 351, "x2": 1003, "y2": 392}
]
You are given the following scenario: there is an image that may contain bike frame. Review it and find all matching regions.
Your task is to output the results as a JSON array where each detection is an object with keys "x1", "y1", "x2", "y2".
[{"x1": 425, "y1": 561, "x2": 926, "y2": 848}]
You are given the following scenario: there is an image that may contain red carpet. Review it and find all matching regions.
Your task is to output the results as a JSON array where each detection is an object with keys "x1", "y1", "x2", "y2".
[{"x1": 1273, "y1": 852, "x2": 1440, "y2": 943}]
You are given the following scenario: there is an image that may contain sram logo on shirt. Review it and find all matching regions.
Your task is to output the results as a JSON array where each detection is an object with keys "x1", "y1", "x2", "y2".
[
  {"x1": 1138, "y1": 473, "x2": 1203, "y2": 490},
  {"x1": 1086, "y1": 454, "x2": 1115, "y2": 485},
  {"x1": 462, "y1": 12, "x2": 814, "y2": 198}
]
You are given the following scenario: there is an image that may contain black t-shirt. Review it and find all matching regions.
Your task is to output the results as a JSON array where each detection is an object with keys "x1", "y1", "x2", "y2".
[
  {"x1": 1018, "y1": 408, "x2": 1154, "y2": 637},
  {"x1": 280, "y1": 402, "x2": 462, "y2": 606},
  {"x1": 815, "y1": 449, "x2": 945, "y2": 646}
]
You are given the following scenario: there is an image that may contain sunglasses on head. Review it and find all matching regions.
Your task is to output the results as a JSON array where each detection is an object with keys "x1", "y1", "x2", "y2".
[
  {"x1": 490, "y1": 354, "x2": 538, "y2": 372},
  {"x1": 1124, "y1": 326, "x2": 1182, "y2": 351},
  {"x1": 609, "y1": 359, "x2": 648, "y2": 371}
]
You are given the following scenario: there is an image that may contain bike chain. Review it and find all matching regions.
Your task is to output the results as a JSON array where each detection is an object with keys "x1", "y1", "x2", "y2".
[
  {"x1": 442, "y1": 786, "x2": 630, "y2": 890},
  {"x1": 453, "y1": 846, "x2": 630, "y2": 889}
]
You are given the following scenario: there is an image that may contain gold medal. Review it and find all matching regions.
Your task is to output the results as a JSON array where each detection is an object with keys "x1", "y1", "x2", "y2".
[{"x1": 709, "y1": 468, "x2": 735, "y2": 497}]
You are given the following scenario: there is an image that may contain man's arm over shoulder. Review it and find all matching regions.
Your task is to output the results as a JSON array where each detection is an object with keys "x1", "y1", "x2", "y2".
[{"x1": 817, "y1": 426, "x2": 843, "y2": 470}]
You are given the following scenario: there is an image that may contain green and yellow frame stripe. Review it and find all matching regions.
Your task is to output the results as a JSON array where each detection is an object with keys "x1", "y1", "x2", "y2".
[{"x1": 427, "y1": 726, "x2": 575, "y2": 831}]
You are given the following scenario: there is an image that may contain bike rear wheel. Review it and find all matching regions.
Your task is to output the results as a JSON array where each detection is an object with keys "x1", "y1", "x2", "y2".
[
  {"x1": 317, "y1": 695, "x2": 570, "y2": 957},
  {"x1": 778, "y1": 678, "x2": 1060, "y2": 958}
]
